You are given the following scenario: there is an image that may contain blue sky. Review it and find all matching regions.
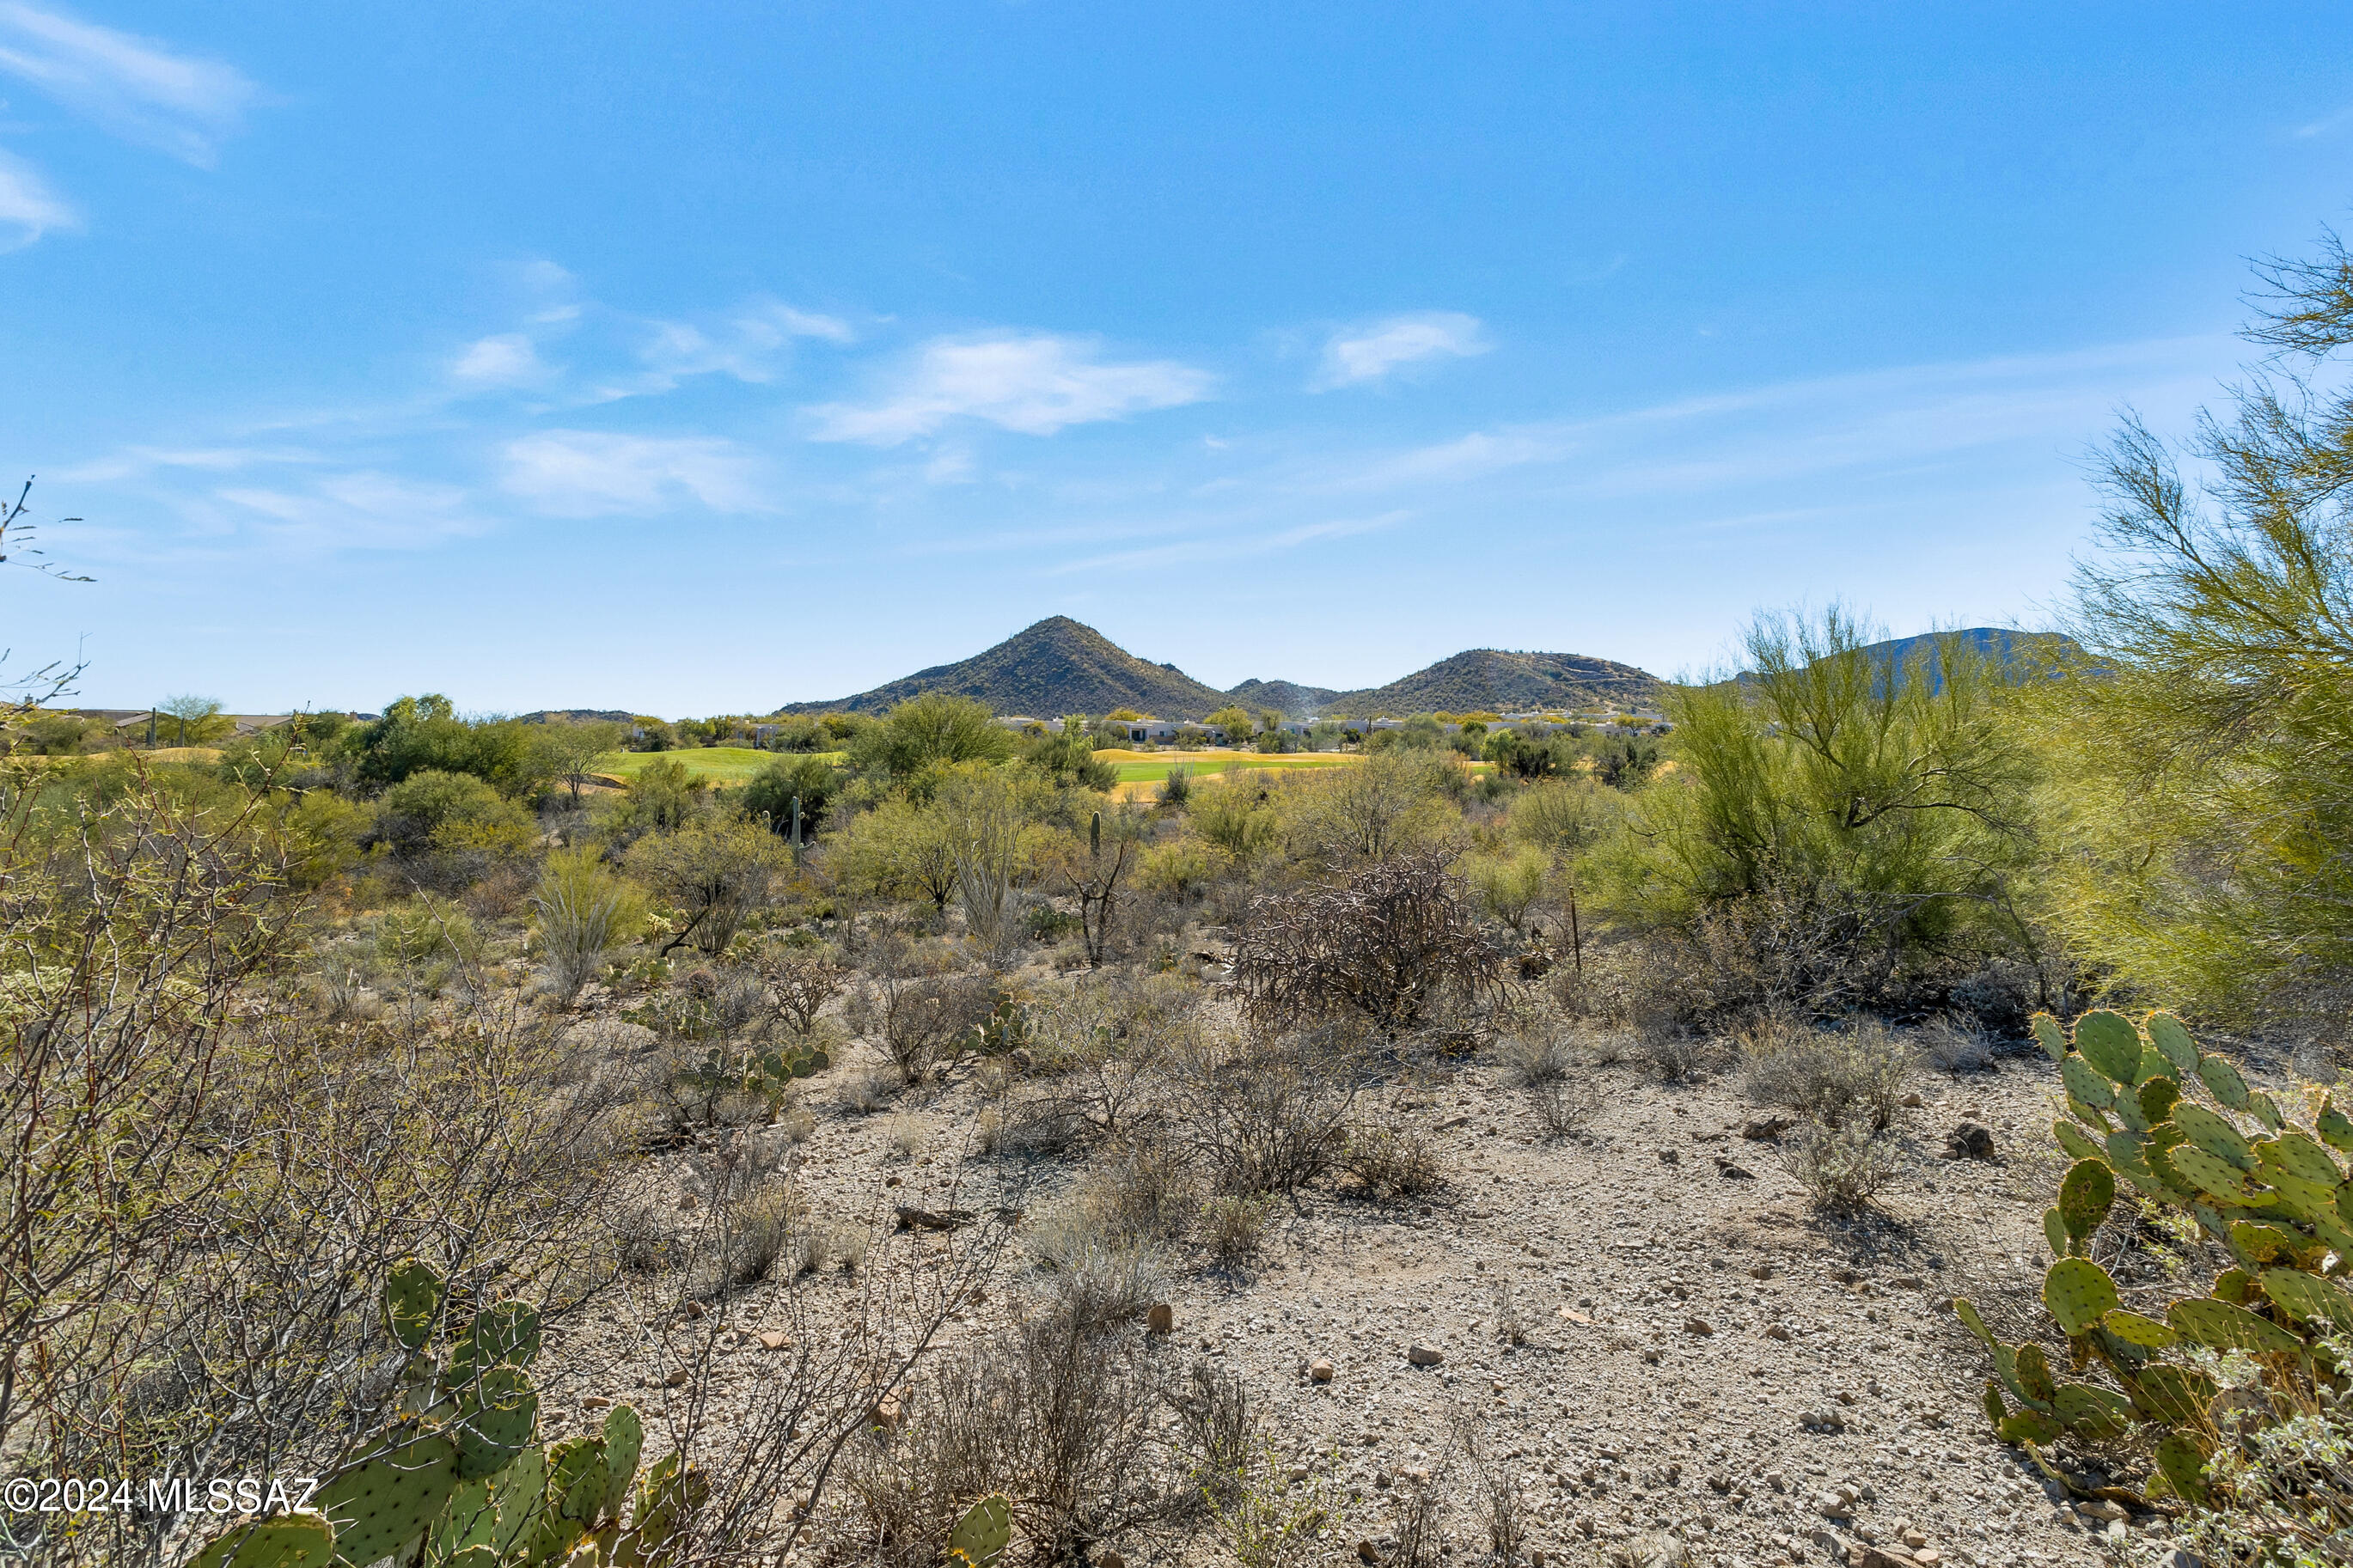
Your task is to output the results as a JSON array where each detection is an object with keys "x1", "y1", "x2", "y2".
[{"x1": 3, "y1": 3, "x2": 2350, "y2": 714}]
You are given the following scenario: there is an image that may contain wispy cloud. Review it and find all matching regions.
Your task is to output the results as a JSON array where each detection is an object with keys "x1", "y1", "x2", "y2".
[
  {"x1": 451, "y1": 333, "x2": 548, "y2": 388},
  {"x1": 498, "y1": 430, "x2": 767, "y2": 517},
  {"x1": 0, "y1": 146, "x2": 73, "y2": 246},
  {"x1": 0, "y1": 1, "x2": 258, "y2": 166},
  {"x1": 613, "y1": 300, "x2": 855, "y2": 399},
  {"x1": 215, "y1": 473, "x2": 482, "y2": 550},
  {"x1": 1313, "y1": 312, "x2": 1488, "y2": 389},
  {"x1": 1054, "y1": 511, "x2": 1406, "y2": 573},
  {"x1": 806, "y1": 333, "x2": 1213, "y2": 443}
]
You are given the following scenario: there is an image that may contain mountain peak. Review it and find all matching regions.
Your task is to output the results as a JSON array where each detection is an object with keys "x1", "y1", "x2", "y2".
[{"x1": 774, "y1": 617, "x2": 1230, "y2": 718}]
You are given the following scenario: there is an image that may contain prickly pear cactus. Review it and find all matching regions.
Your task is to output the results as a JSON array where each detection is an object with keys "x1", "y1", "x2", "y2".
[
  {"x1": 1954, "y1": 1007, "x2": 2353, "y2": 1540},
  {"x1": 188, "y1": 1512, "x2": 337, "y2": 1568},
  {"x1": 945, "y1": 1492, "x2": 1013, "y2": 1566}
]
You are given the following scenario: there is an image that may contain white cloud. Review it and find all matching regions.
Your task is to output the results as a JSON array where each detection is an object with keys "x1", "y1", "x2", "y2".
[
  {"x1": 1313, "y1": 312, "x2": 1488, "y2": 389},
  {"x1": 615, "y1": 300, "x2": 854, "y2": 397},
  {"x1": 451, "y1": 333, "x2": 547, "y2": 387},
  {"x1": 806, "y1": 333, "x2": 1213, "y2": 444},
  {"x1": 0, "y1": 2, "x2": 257, "y2": 166},
  {"x1": 0, "y1": 147, "x2": 74, "y2": 246},
  {"x1": 216, "y1": 473, "x2": 481, "y2": 549},
  {"x1": 499, "y1": 430, "x2": 767, "y2": 517},
  {"x1": 1054, "y1": 512, "x2": 1407, "y2": 573}
]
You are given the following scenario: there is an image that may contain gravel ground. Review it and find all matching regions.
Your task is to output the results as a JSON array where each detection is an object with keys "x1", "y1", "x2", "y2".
[{"x1": 539, "y1": 1016, "x2": 2133, "y2": 1568}]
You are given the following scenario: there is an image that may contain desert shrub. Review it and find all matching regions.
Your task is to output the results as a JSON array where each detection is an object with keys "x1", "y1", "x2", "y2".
[
  {"x1": 1135, "y1": 834, "x2": 1225, "y2": 898},
  {"x1": 1029, "y1": 967, "x2": 1194, "y2": 1138},
  {"x1": 1507, "y1": 776, "x2": 1621, "y2": 856},
  {"x1": 1596, "y1": 610, "x2": 2041, "y2": 1015},
  {"x1": 1180, "y1": 1028, "x2": 1360, "y2": 1196},
  {"x1": 1636, "y1": 1027, "x2": 1718, "y2": 1083},
  {"x1": 1158, "y1": 763, "x2": 1194, "y2": 806},
  {"x1": 977, "y1": 1091, "x2": 1090, "y2": 1158},
  {"x1": 1532, "y1": 1076, "x2": 1601, "y2": 1138},
  {"x1": 1916, "y1": 1011, "x2": 1995, "y2": 1073},
  {"x1": 1229, "y1": 850, "x2": 1503, "y2": 1036},
  {"x1": 840, "y1": 1304, "x2": 1164, "y2": 1567},
  {"x1": 626, "y1": 815, "x2": 791, "y2": 955},
  {"x1": 710, "y1": 1182, "x2": 803, "y2": 1291},
  {"x1": 612, "y1": 1199, "x2": 676, "y2": 1273},
  {"x1": 1027, "y1": 1211, "x2": 1169, "y2": 1331},
  {"x1": 1207, "y1": 1438, "x2": 1340, "y2": 1568},
  {"x1": 1282, "y1": 748, "x2": 1459, "y2": 868},
  {"x1": 1169, "y1": 1359, "x2": 1256, "y2": 1507},
  {"x1": 1190, "y1": 778, "x2": 1281, "y2": 862},
  {"x1": 532, "y1": 845, "x2": 645, "y2": 1003},
  {"x1": 842, "y1": 1068, "x2": 895, "y2": 1113},
  {"x1": 1776, "y1": 1119, "x2": 1899, "y2": 1211},
  {"x1": 844, "y1": 942, "x2": 996, "y2": 1085},
  {"x1": 1087, "y1": 1135, "x2": 1198, "y2": 1244},
  {"x1": 1496, "y1": 1026, "x2": 1576, "y2": 1086},
  {"x1": 1341, "y1": 1123, "x2": 1447, "y2": 1199},
  {"x1": 1742, "y1": 1018, "x2": 1915, "y2": 1131},
  {"x1": 1198, "y1": 1193, "x2": 1275, "y2": 1268},
  {"x1": 755, "y1": 942, "x2": 846, "y2": 1033},
  {"x1": 1464, "y1": 845, "x2": 1549, "y2": 932}
]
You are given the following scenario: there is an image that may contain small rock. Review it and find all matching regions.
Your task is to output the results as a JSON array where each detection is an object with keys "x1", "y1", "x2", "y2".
[
  {"x1": 1684, "y1": 1317, "x2": 1715, "y2": 1336},
  {"x1": 1658, "y1": 1148, "x2": 1681, "y2": 1164},
  {"x1": 1009, "y1": 1047, "x2": 1035, "y2": 1071},
  {"x1": 1091, "y1": 1553, "x2": 1125, "y2": 1568},
  {"x1": 1713, "y1": 1156, "x2": 1755, "y2": 1179},
  {"x1": 684, "y1": 1299, "x2": 707, "y2": 1318},
  {"x1": 1356, "y1": 1543, "x2": 1381, "y2": 1565},
  {"x1": 1742, "y1": 1114, "x2": 1795, "y2": 1141},
  {"x1": 2077, "y1": 1499, "x2": 2127, "y2": 1522},
  {"x1": 757, "y1": 1331, "x2": 791, "y2": 1351},
  {"x1": 1902, "y1": 1528, "x2": 1928, "y2": 1549},
  {"x1": 868, "y1": 1394, "x2": 904, "y2": 1431},
  {"x1": 1407, "y1": 1344, "x2": 1445, "y2": 1367},
  {"x1": 1809, "y1": 1525, "x2": 1855, "y2": 1562},
  {"x1": 1901, "y1": 1091, "x2": 1925, "y2": 1108},
  {"x1": 1764, "y1": 1323, "x2": 1793, "y2": 1341},
  {"x1": 1146, "y1": 1303, "x2": 1174, "y2": 1335},
  {"x1": 2154, "y1": 1552, "x2": 2202, "y2": 1568},
  {"x1": 1309, "y1": 1358, "x2": 1335, "y2": 1382},
  {"x1": 1944, "y1": 1122, "x2": 1995, "y2": 1161},
  {"x1": 1859, "y1": 1549, "x2": 1922, "y2": 1568},
  {"x1": 663, "y1": 1368, "x2": 690, "y2": 1388},
  {"x1": 1763, "y1": 1471, "x2": 1788, "y2": 1492}
]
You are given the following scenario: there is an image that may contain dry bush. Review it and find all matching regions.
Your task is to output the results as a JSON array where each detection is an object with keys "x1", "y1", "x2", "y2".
[
  {"x1": 1080, "y1": 1135, "x2": 1198, "y2": 1246},
  {"x1": 1028, "y1": 967, "x2": 1195, "y2": 1138},
  {"x1": 1742, "y1": 1018, "x2": 1916, "y2": 1132},
  {"x1": 1198, "y1": 1194, "x2": 1275, "y2": 1268},
  {"x1": 1636, "y1": 1027, "x2": 1719, "y2": 1083},
  {"x1": 1228, "y1": 850, "x2": 1503, "y2": 1036},
  {"x1": 1495, "y1": 1025, "x2": 1576, "y2": 1087},
  {"x1": 1025, "y1": 1211, "x2": 1170, "y2": 1332},
  {"x1": 711, "y1": 1183, "x2": 803, "y2": 1290},
  {"x1": 978, "y1": 1091, "x2": 1091, "y2": 1158},
  {"x1": 756, "y1": 941, "x2": 847, "y2": 1033},
  {"x1": 842, "y1": 1067, "x2": 897, "y2": 1114},
  {"x1": 1341, "y1": 1123, "x2": 1448, "y2": 1199},
  {"x1": 1451, "y1": 1410, "x2": 1526, "y2": 1563},
  {"x1": 1778, "y1": 1119, "x2": 1901, "y2": 1211},
  {"x1": 1916, "y1": 1010, "x2": 1995, "y2": 1073},
  {"x1": 613, "y1": 1199, "x2": 677, "y2": 1274},
  {"x1": 845, "y1": 940, "x2": 996, "y2": 1085},
  {"x1": 1177, "y1": 1026, "x2": 1362, "y2": 1196},
  {"x1": 840, "y1": 1303, "x2": 1169, "y2": 1567},
  {"x1": 1531, "y1": 1076, "x2": 1601, "y2": 1139},
  {"x1": 1169, "y1": 1359, "x2": 1255, "y2": 1508}
]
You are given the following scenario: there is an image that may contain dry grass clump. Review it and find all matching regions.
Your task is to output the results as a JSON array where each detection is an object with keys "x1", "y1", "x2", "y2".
[
  {"x1": 1777, "y1": 1119, "x2": 1901, "y2": 1212},
  {"x1": 1530, "y1": 1075, "x2": 1601, "y2": 1139},
  {"x1": 1916, "y1": 1010, "x2": 1995, "y2": 1073},
  {"x1": 1340, "y1": 1123, "x2": 1448, "y2": 1199},
  {"x1": 1741, "y1": 1016, "x2": 1915, "y2": 1132},
  {"x1": 1198, "y1": 1194, "x2": 1275, "y2": 1269},
  {"x1": 1179, "y1": 1026, "x2": 1360, "y2": 1196}
]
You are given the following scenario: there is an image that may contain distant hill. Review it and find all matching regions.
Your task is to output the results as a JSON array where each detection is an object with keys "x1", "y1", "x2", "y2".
[
  {"x1": 773, "y1": 617, "x2": 1232, "y2": 718},
  {"x1": 1224, "y1": 678, "x2": 1348, "y2": 716},
  {"x1": 1727, "y1": 629, "x2": 2086, "y2": 694},
  {"x1": 1316, "y1": 649, "x2": 1665, "y2": 718},
  {"x1": 521, "y1": 709, "x2": 635, "y2": 723}
]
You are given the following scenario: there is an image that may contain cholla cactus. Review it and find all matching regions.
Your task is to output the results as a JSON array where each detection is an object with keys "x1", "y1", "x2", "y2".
[
  {"x1": 183, "y1": 1260, "x2": 700, "y2": 1568},
  {"x1": 1956, "y1": 1008, "x2": 2353, "y2": 1540}
]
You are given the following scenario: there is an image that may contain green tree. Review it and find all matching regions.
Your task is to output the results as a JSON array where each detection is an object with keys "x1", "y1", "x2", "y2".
[
  {"x1": 1204, "y1": 705, "x2": 1256, "y2": 741},
  {"x1": 156, "y1": 693, "x2": 223, "y2": 747},
  {"x1": 847, "y1": 692, "x2": 1011, "y2": 783},
  {"x1": 826, "y1": 796, "x2": 961, "y2": 910},
  {"x1": 1600, "y1": 609, "x2": 2041, "y2": 1010},
  {"x1": 1020, "y1": 729, "x2": 1118, "y2": 792},
  {"x1": 626, "y1": 816, "x2": 789, "y2": 955},
  {"x1": 742, "y1": 753, "x2": 840, "y2": 836},
  {"x1": 2028, "y1": 231, "x2": 2353, "y2": 1033},
  {"x1": 534, "y1": 718, "x2": 627, "y2": 803}
]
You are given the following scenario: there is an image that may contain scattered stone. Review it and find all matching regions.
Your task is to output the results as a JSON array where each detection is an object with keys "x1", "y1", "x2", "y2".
[
  {"x1": 663, "y1": 1368, "x2": 689, "y2": 1388},
  {"x1": 1765, "y1": 1323, "x2": 1793, "y2": 1341},
  {"x1": 894, "y1": 1204, "x2": 975, "y2": 1231},
  {"x1": 1356, "y1": 1543, "x2": 1380, "y2": 1566},
  {"x1": 1809, "y1": 1525, "x2": 1855, "y2": 1562},
  {"x1": 757, "y1": 1331, "x2": 790, "y2": 1351},
  {"x1": 1944, "y1": 1122, "x2": 1995, "y2": 1161},
  {"x1": 1742, "y1": 1114, "x2": 1795, "y2": 1141},
  {"x1": 1901, "y1": 1091, "x2": 1925, "y2": 1108},
  {"x1": 1684, "y1": 1317, "x2": 1715, "y2": 1336},
  {"x1": 1860, "y1": 1548, "x2": 1922, "y2": 1568},
  {"x1": 1309, "y1": 1358, "x2": 1335, "y2": 1382},
  {"x1": 581, "y1": 1395, "x2": 612, "y2": 1409},
  {"x1": 1558, "y1": 1307, "x2": 1592, "y2": 1326},
  {"x1": 1146, "y1": 1303, "x2": 1174, "y2": 1335},
  {"x1": 868, "y1": 1394, "x2": 903, "y2": 1431},
  {"x1": 1713, "y1": 1156, "x2": 1755, "y2": 1179},
  {"x1": 1407, "y1": 1344, "x2": 1445, "y2": 1367}
]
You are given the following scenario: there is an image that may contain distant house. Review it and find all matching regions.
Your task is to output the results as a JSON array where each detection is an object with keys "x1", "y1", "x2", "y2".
[{"x1": 1120, "y1": 720, "x2": 1183, "y2": 744}]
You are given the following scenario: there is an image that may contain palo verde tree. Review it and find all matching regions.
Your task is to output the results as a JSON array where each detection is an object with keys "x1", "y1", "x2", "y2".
[{"x1": 2027, "y1": 230, "x2": 2353, "y2": 1036}]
